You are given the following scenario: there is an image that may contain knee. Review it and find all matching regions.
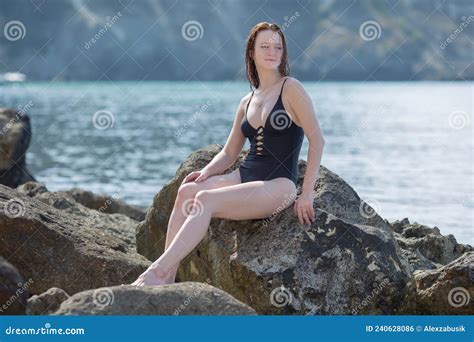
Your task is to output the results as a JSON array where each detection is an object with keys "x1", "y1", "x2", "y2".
[
  {"x1": 194, "y1": 190, "x2": 211, "y2": 202},
  {"x1": 194, "y1": 190, "x2": 214, "y2": 210},
  {"x1": 176, "y1": 183, "x2": 197, "y2": 201}
]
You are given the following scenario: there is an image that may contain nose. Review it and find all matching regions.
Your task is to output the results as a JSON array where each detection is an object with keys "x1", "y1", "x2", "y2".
[{"x1": 268, "y1": 47, "x2": 278, "y2": 56}]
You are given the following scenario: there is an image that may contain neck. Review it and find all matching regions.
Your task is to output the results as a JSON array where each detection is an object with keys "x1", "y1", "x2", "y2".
[{"x1": 255, "y1": 68, "x2": 283, "y2": 91}]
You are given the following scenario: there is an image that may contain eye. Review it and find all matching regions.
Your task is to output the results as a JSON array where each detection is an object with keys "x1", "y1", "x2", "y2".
[{"x1": 261, "y1": 45, "x2": 268, "y2": 49}]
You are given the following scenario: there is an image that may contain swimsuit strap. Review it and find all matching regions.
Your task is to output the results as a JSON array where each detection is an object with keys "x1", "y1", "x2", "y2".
[
  {"x1": 245, "y1": 90, "x2": 255, "y2": 114},
  {"x1": 280, "y1": 76, "x2": 289, "y2": 97},
  {"x1": 246, "y1": 77, "x2": 287, "y2": 114}
]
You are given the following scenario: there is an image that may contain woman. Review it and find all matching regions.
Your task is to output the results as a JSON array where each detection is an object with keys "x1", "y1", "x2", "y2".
[{"x1": 131, "y1": 22, "x2": 325, "y2": 286}]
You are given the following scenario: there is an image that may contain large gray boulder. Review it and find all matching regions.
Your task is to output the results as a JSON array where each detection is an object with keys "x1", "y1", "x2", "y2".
[
  {"x1": 0, "y1": 256, "x2": 30, "y2": 315},
  {"x1": 390, "y1": 218, "x2": 472, "y2": 270},
  {"x1": 52, "y1": 282, "x2": 257, "y2": 315},
  {"x1": 400, "y1": 252, "x2": 473, "y2": 314},
  {"x1": 0, "y1": 108, "x2": 36, "y2": 187},
  {"x1": 63, "y1": 187, "x2": 146, "y2": 221},
  {"x1": 0, "y1": 184, "x2": 150, "y2": 296},
  {"x1": 27, "y1": 287, "x2": 70, "y2": 315},
  {"x1": 15, "y1": 181, "x2": 141, "y2": 253},
  {"x1": 136, "y1": 144, "x2": 413, "y2": 314}
]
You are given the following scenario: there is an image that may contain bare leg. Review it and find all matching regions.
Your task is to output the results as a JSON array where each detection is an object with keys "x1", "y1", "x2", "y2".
[
  {"x1": 130, "y1": 169, "x2": 241, "y2": 286},
  {"x1": 133, "y1": 177, "x2": 296, "y2": 286}
]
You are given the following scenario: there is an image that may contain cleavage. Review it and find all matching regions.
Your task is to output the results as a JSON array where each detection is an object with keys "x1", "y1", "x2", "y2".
[{"x1": 247, "y1": 94, "x2": 280, "y2": 129}]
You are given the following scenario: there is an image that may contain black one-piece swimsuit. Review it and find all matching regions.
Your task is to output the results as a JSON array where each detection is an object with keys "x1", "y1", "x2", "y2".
[{"x1": 239, "y1": 77, "x2": 304, "y2": 186}]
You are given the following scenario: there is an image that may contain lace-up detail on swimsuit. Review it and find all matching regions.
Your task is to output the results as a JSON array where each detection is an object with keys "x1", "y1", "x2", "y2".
[{"x1": 255, "y1": 126, "x2": 264, "y2": 155}]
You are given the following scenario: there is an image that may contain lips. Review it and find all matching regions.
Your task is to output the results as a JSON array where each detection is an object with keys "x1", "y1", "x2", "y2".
[{"x1": 265, "y1": 59, "x2": 276, "y2": 61}]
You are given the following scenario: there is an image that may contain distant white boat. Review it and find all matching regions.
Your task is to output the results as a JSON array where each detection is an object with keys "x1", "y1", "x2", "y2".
[{"x1": 0, "y1": 72, "x2": 27, "y2": 83}]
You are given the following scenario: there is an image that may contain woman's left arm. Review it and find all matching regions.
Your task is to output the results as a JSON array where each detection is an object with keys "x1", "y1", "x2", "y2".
[{"x1": 286, "y1": 78, "x2": 325, "y2": 225}]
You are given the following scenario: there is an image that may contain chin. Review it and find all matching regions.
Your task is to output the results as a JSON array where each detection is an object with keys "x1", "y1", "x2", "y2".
[{"x1": 258, "y1": 62, "x2": 281, "y2": 70}]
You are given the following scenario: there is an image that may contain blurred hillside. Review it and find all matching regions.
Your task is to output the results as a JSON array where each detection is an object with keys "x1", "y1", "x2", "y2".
[{"x1": 0, "y1": 0, "x2": 472, "y2": 81}]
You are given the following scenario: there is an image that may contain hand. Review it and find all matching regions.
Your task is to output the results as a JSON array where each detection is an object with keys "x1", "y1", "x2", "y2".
[
  {"x1": 181, "y1": 169, "x2": 211, "y2": 184},
  {"x1": 293, "y1": 191, "x2": 315, "y2": 226}
]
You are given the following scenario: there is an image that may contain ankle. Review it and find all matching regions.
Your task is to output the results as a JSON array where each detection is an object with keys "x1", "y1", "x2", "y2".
[{"x1": 150, "y1": 263, "x2": 170, "y2": 278}]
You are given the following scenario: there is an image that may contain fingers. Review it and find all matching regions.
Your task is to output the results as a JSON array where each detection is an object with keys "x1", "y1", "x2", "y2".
[
  {"x1": 294, "y1": 198, "x2": 317, "y2": 226},
  {"x1": 297, "y1": 204, "x2": 304, "y2": 226},
  {"x1": 302, "y1": 209, "x2": 311, "y2": 225},
  {"x1": 295, "y1": 200, "x2": 306, "y2": 226},
  {"x1": 294, "y1": 200, "x2": 315, "y2": 226},
  {"x1": 195, "y1": 175, "x2": 207, "y2": 183},
  {"x1": 183, "y1": 172, "x2": 199, "y2": 184}
]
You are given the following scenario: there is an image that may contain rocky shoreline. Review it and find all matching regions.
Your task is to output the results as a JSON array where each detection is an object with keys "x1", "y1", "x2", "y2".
[
  {"x1": 0, "y1": 144, "x2": 471, "y2": 315},
  {"x1": 0, "y1": 109, "x2": 472, "y2": 315}
]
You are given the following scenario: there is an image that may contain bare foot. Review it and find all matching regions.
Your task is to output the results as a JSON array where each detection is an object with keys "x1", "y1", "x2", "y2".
[
  {"x1": 163, "y1": 269, "x2": 177, "y2": 284},
  {"x1": 130, "y1": 266, "x2": 171, "y2": 286}
]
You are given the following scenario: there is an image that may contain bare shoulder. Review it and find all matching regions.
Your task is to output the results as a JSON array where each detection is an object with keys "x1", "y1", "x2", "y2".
[
  {"x1": 282, "y1": 76, "x2": 313, "y2": 127},
  {"x1": 284, "y1": 76, "x2": 308, "y2": 98},
  {"x1": 237, "y1": 91, "x2": 253, "y2": 112},
  {"x1": 241, "y1": 91, "x2": 253, "y2": 104}
]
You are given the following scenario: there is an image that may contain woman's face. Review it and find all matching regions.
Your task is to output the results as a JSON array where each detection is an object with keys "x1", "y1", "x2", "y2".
[{"x1": 252, "y1": 29, "x2": 283, "y2": 71}]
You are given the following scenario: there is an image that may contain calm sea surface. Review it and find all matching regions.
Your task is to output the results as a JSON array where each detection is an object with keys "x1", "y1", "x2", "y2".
[{"x1": 1, "y1": 81, "x2": 472, "y2": 245}]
